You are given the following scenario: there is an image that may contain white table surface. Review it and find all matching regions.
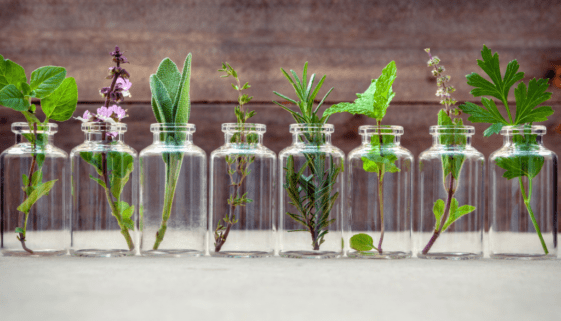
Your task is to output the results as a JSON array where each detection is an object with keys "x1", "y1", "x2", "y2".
[{"x1": 1, "y1": 256, "x2": 560, "y2": 321}]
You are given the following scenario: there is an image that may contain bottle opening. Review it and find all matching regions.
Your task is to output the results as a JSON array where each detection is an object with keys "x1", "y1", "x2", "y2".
[
  {"x1": 289, "y1": 123, "x2": 334, "y2": 134},
  {"x1": 150, "y1": 123, "x2": 195, "y2": 133},
  {"x1": 81, "y1": 122, "x2": 127, "y2": 134},
  {"x1": 12, "y1": 122, "x2": 58, "y2": 135},
  {"x1": 359, "y1": 125, "x2": 403, "y2": 136},
  {"x1": 222, "y1": 123, "x2": 266, "y2": 133},
  {"x1": 500, "y1": 125, "x2": 546, "y2": 136},
  {"x1": 429, "y1": 125, "x2": 475, "y2": 136}
]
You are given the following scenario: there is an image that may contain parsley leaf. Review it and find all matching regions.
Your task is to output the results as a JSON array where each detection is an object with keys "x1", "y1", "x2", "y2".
[{"x1": 495, "y1": 154, "x2": 544, "y2": 180}]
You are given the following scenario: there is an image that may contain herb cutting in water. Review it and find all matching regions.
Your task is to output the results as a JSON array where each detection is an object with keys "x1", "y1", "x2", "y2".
[
  {"x1": 458, "y1": 45, "x2": 554, "y2": 254},
  {"x1": 323, "y1": 61, "x2": 398, "y2": 254},
  {"x1": 0, "y1": 54, "x2": 78, "y2": 253}
]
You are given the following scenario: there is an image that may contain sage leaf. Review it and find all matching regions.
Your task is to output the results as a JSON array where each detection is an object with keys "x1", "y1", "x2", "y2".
[
  {"x1": 30, "y1": 66, "x2": 66, "y2": 99},
  {"x1": 156, "y1": 58, "x2": 181, "y2": 104},
  {"x1": 174, "y1": 53, "x2": 192, "y2": 124},
  {"x1": 17, "y1": 179, "x2": 57, "y2": 213},
  {"x1": 40, "y1": 77, "x2": 78, "y2": 121},
  {"x1": 0, "y1": 84, "x2": 30, "y2": 111},
  {"x1": 150, "y1": 74, "x2": 173, "y2": 123}
]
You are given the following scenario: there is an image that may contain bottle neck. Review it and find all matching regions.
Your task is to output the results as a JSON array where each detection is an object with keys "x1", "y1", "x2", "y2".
[
  {"x1": 432, "y1": 134, "x2": 472, "y2": 147},
  {"x1": 224, "y1": 131, "x2": 264, "y2": 146},
  {"x1": 84, "y1": 131, "x2": 125, "y2": 144},
  {"x1": 292, "y1": 132, "x2": 332, "y2": 146},
  {"x1": 154, "y1": 132, "x2": 193, "y2": 145},
  {"x1": 362, "y1": 133, "x2": 400, "y2": 146},
  {"x1": 16, "y1": 133, "x2": 55, "y2": 146},
  {"x1": 503, "y1": 133, "x2": 543, "y2": 147}
]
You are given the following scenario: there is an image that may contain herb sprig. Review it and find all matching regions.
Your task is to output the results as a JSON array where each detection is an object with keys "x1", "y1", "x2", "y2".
[
  {"x1": 459, "y1": 45, "x2": 554, "y2": 254},
  {"x1": 214, "y1": 63, "x2": 256, "y2": 252},
  {"x1": 0, "y1": 54, "x2": 78, "y2": 253},
  {"x1": 323, "y1": 61, "x2": 399, "y2": 254},
  {"x1": 274, "y1": 63, "x2": 341, "y2": 251}
]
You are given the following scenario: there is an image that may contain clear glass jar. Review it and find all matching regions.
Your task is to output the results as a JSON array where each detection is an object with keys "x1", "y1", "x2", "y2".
[
  {"x1": 139, "y1": 124, "x2": 207, "y2": 257},
  {"x1": 489, "y1": 125, "x2": 558, "y2": 259},
  {"x1": 417, "y1": 125, "x2": 484, "y2": 260},
  {"x1": 70, "y1": 122, "x2": 138, "y2": 257},
  {"x1": 346, "y1": 125, "x2": 413, "y2": 259},
  {"x1": 278, "y1": 124, "x2": 344, "y2": 259},
  {"x1": 209, "y1": 123, "x2": 276, "y2": 258},
  {"x1": 1, "y1": 122, "x2": 69, "y2": 256}
]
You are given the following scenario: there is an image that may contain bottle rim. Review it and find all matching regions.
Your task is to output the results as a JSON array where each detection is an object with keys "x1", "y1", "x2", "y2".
[
  {"x1": 500, "y1": 125, "x2": 546, "y2": 136},
  {"x1": 359, "y1": 125, "x2": 403, "y2": 136},
  {"x1": 12, "y1": 122, "x2": 58, "y2": 134},
  {"x1": 221, "y1": 123, "x2": 266, "y2": 133},
  {"x1": 81, "y1": 122, "x2": 127, "y2": 133},
  {"x1": 289, "y1": 123, "x2": 334, "y2": 133},
  {"x1": 429, "y1": 125, "x2": 475, "y2": 136},
  {"x1": 150, "y1": 123, "x2": 195, "y2": 133}
]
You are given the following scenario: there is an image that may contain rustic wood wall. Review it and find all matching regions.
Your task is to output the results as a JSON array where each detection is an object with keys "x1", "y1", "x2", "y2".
[{"x1": 1, "y1": 0, "x2": 561, "y2": 227}]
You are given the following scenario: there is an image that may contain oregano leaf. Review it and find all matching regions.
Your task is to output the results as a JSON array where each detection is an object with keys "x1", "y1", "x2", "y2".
[{"x1": 30, "y1": 66, "x2": 66, "y2": 99}]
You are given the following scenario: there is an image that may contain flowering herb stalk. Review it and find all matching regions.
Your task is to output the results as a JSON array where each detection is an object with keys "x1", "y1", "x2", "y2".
[
  {"x1": 274, "y1": 62, "x2": 341, "y2": 251},
  {"x1": 458, "y1": 45, "x2": 554, "y2": 254},
  {"x1": 421, "y1": 49, "x2": 476, "y2": 255},
  {"x1": 0, "y1": 55, "x2": 78, "y2": 253},
  {"x1": 77, "y1": 47, "x2": 135, "y2": 250},
  {"x1": 323, "y1": 61, "x2": 398, "y2": 254},
  {"x1": 214, "y1": 63, "x2": 256, "y2": 252},
  {"x1": 148, "y1": 54, "x2": 192, "y2": 250}
]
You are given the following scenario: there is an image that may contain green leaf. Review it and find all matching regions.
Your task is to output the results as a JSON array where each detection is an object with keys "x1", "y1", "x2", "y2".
[
  {"x1": 15, "y1": 227, "x2": 25, "y2": 234},
  {"x1": 0, "y1": 56, "x2": 27, "y2": 90},
  {"x1": 150, "y1": 75, "x2": 173, "y2": 123},
  {"x1": 31, "y1": 169, "x2": 43, "y2": 186},
  {"x1": 156, "y1": 58, "x2": 181, "y2": 105},
  {"x1": 17, "y1": 179, "x2": 57, "y2": 213},
  {"x1": 29, "y1": 66, "x2": 66, "y2": 99},
  {"x1": 174, "y1": 53, "x2": 192, "y2": 124},
  {"x1": 483, "y1": 123, "x2": 504, "y2": 137},
  {"x1": 361, "y1": 156, "x2": 379, "y2": 172},
  {"x1": 443, "y1": 199, "x2": 476, "y2": 231},
  {"x1": 350, "y1": 233, "x2": 377, "y2": 252},
  {"x1": 89, "y1": 174, "x2": 106, "y2": 189},
  {"x1": 40, "y1": 77, "x2": 78, "y2": 121},
  {"x1": 495, "y1": 154, "x2": 544, "y2": 180},
  {"x1": 432, "y1": 199, "x2": 445, "y2": 230},
  {"x1": 17, "y1": 82, "x2": 31, "y2": 96},
  {"x1": 107, "y1": 151, "x2": 134, "y2": 199},
  {"x1": 458, "y1": 100, "x2": 507, "y2": 125},
  {"x1": 0, "y1": 84, "x2": 29, "y2": 111},
  {"x1": 22, "y1": 174, "x2": 30, "y2": 186},
  {"x1": 122, "y1": 204, "x2": 135, "y2": 219},
  {"x1": 513, "y1": 79, "x2": 553, "y2": 124},
  {"x1": 80, "y1": 152, "x2": 103, "y2": 176},
  {"x1": 151, "y1": 97, "x2": 164, "y2": 123}
]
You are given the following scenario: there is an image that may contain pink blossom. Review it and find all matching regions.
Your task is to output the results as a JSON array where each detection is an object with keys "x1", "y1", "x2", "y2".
[{"x1": 116, "y1": 77, "x2": 132, "y2": 91}]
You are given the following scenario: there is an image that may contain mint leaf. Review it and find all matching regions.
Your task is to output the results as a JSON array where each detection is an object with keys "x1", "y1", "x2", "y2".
[
  {"x1": 89, "y1": 174, "x2": 106, "y2": 189},
  {"x1": 0, "y1": 84, "x2": 29, "y2": 111},
  {"x1": 323, "y1": 61, "x2": 396, "y2": 122},
  {"x1": 495, "y1": 154, "x2": 544, "y2": 180},
  {"x1": 31, "y1": 170, "x2": 43, "y2": 186},
  {"x1": 174, "y1": 53, "x2": 192, "y2": 124},
  {"x1": 17, "y1": 179, "x2": 57, "y2": 213},
  {"x1": 513, "y1": 79, "x2": 553, "y2": 124},
  {"x1": 156, "y1": 58, "x2": 181, "y2": 105},
  {"x1": 80, "y1": 152, "x2": 103, "y2": 176},
  {"x1": 0, "y1": 55, "x2": 27, "y2": 90},
  {"x1": 350, "y1": 233, "x2": 377, "y2": 251},
  {"x1": 361, "y1": 152, "x2": 401, "y2": 175},
  {"x1": 443, "y1": 199, "x2": 475, "y2": 231},
  {"x1": 150, "y1": 74, "x2": 173, "y2": 123},
  {"x1": 432, "y1": 199, "x2": 445, "y2": 230},
  {"x1": 22, "y1": 174, "x2": 30, "y2": 186},
  {"x1": 40, "y1": 77, "x2": 78, "y2": 121},
  {"x1": 30, "y1": 66, "x2": 66, "y2": 99},
  {"x1": 107, "y1": 151, "x2": 134, "y2": 199}
]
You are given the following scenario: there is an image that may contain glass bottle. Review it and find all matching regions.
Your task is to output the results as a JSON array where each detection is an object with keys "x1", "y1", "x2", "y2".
[
  {"x1": 489, "y1": 125, "x2": 557, "y2": 259},
  {"x1": 139, "y1": 124, "x2": 206, "y2": 257},
  {"x1": 209, "y1": 123, "x2": 276, "y2": 257},
  {"x1": 417, "y1": 125, "x2": 484, "y2": 259},
  {"x1": 70, "y1": 122, "x2": 138, "y2": 257},
  {"x1": 1, "y1": 122, "x2": 69, "y2": 256},
  {"x1": 278, "y1": 124, "x2": 344, "y2": 259},
  {"x1": 346, "y1": 125, "x2": 413, "y2": 259}
]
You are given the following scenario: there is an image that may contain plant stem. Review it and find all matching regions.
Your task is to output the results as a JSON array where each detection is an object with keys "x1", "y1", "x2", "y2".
[
  {"x1": 422, "y1": 173, "x2": 455, "y2": 254},
  {"x1": 518, "y1": 177, "x2": 548, "y2": 254},
  {"x1": 17, "y1": 123, "x2": 38, "y2": 253},
  {"x1": 153, "y1": 157, "x2": 182, "y2": 250},
  {"x1": 377, "y1": 168, "x2": 385, "y2": 254}
]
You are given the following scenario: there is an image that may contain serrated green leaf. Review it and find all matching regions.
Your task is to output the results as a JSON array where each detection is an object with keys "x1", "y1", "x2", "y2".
[
  {"x1": 174, "y1": 53, "x2": 192, "y2": 124},
  {"x1": 458, "y1": 100, "x2": 507, "y2": 125},
  {"x1": 80, "y1": 152, "x2": 103, "y2": 176},
  {"x1": 89, "y1": 174, "x2": 106, "y2": 189},
  {"x1": 40, "y1": 77, "x2": 78, "y2": 121},
  {"x1": 17, "y1": 179, "x2": 57, "y2": 213},
  {"x1": 156, "y1": 58, "x2": 181, "y2": 106},
  {"x1": 0, "y1": 84, "x2": 30, "y2": 111},
  {"x1": 361, "y1": 156, "x2": 379, "y2": 172},
  {"x1": 150, "y1": 75, "x2": 174, "y2": 123},
  {"x1": 495, "y1": 154, "x2": 544, "y2": 180},
  {"x1": 514, "y1": 79, "x2": 553, "y2": 124},
  {"x1": 0, "y1": 56, "x2": 27, "y2": 90},
  {"x1": 432, "y1": 199, "x2": 445, "y2": 230},
  {"x1": 483, "y1": 123, "x2": 504, "y2": 137},
  {"x1": 443, "y1": 199, "x2": 476, "y2": 231},
  {"x1": 350, "y1": 233, "x2": 377, "y2": 252},
  {"x1": 29, "y1": 66, "x2": 66, "y2": 99}
]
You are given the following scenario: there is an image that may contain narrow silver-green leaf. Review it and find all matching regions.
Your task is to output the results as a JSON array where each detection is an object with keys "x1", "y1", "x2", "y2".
[
  {"x1": 150, "y1": 75, "x2": 174, "y2": 123},
  {"x1": 174, "y1": 53, "x2": 192, "y2": 124},
  {"x1": 156, "y1": 58, "x2": 182, "y2": 107}
]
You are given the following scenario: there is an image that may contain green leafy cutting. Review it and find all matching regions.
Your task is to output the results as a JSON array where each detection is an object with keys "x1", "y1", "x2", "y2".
[
  {"x1": 148, "y1": 54, "x2": 193, "y2": 250},
  {"x1": 0, "y1": 54, "x2": 78, "y2": 253},
  {"x1": 214, "y1": 62, "x2": 257, "y2": 253},
  {"x1": 323, "y1": 61, "x2": 398, "y2": 254},
  {"x1": 349, "y1": 233, "x2": 378, "y2": 253},
  {"x1": 459, "y1": 45, "x2": 554, "y2": 254},
  {"x1": 274, "y1": 62, "x2": 342, "y2": 251}
]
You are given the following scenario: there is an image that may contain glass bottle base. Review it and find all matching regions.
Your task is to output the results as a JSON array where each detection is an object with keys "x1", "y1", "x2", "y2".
[
  {"x1": 71, "y1": 249, "x2": 135, "y2": 257},
  {"x1": 211, "y1": 250, "x2": 272, "y2": 258},
  {"x1": 348, "y1": 251, "x2": 411, "y2": 259},
  {"x1": 490, "y1": 253, "x2": 557, "y2": 260},
  {"x1": 417, "y1": 252, "x2": 482, "y2": 260},
  {"x1": 141, "y1": 249, "x2": 203, "y2": 257},
  {"x1": 1, "y1": 249, "x2": 67, "y2": 257},
  {"x1": 280, "y1": 250, "x2": 340, "y2": 259}
]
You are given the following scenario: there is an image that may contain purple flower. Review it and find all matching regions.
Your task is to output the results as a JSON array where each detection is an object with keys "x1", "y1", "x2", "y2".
[
  {"x1": 106, "y1": 132, "x2": 118, "y2": 138},
  {"x1": 108, "y1": 104, "x2": 127, "y2": 121},
  {"x1": 116, "y1": 78, "x2": 132, "y2": 91}
]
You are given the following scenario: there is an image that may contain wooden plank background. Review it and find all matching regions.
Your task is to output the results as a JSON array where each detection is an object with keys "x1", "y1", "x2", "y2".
[{"x1": 1, "y1": 0, "x2": 560, "y2": 228}]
